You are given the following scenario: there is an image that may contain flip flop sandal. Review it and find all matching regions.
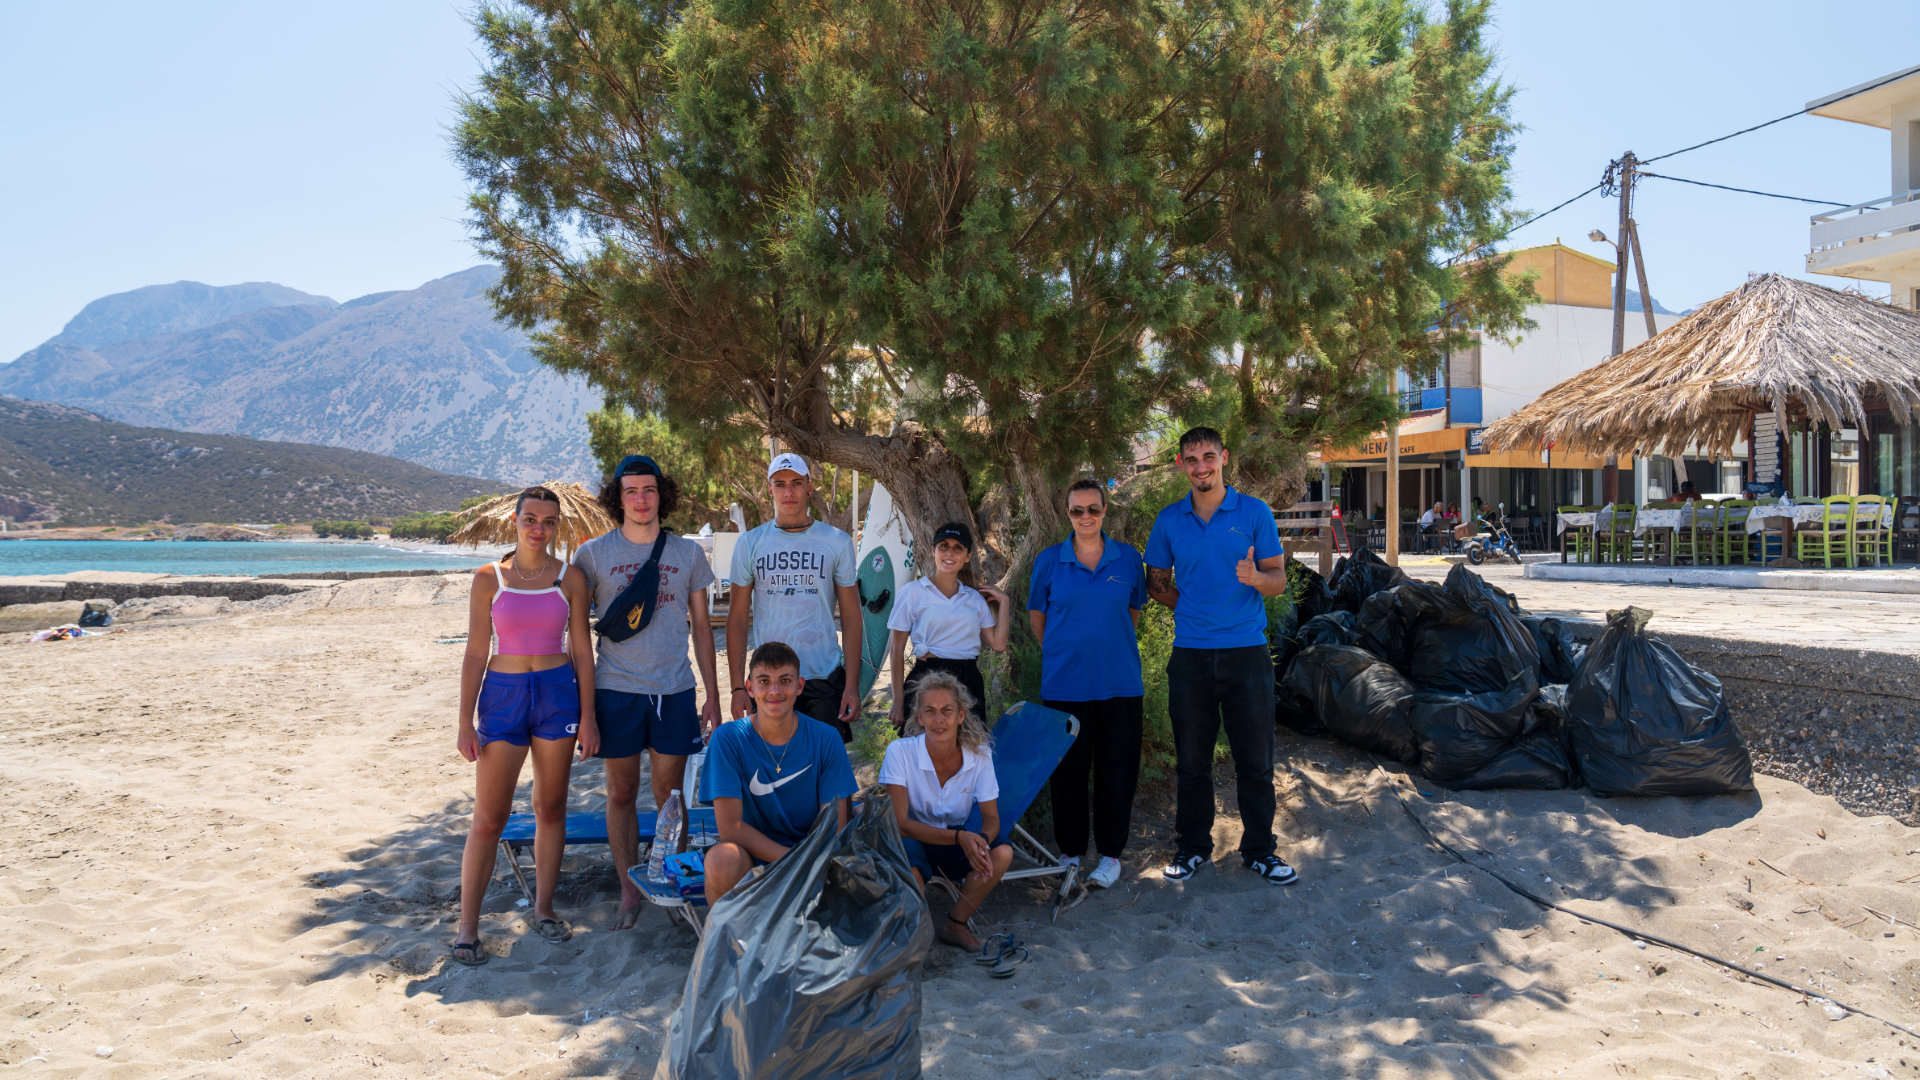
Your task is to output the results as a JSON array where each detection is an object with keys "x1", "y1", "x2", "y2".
[
  {"x1": 974, "y1": 932, "x2": 1019, "y2": 966},
  {"x1": 534, "y1": 918, "x2": 571, "y2": 943},
  {"x1": 450, "y1": 940, "x2": 488, "y2": 967},
  {"x1": 987, "y1": 945, "x2": 1030, "y2": 979}
]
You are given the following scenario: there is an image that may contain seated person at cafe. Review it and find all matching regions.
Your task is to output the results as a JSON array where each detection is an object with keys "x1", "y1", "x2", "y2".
[
  {"x1": 1419, "y1": 501, "x2": 1445, "y2": 548},
  {"x1": 1677, "y1": 481, "x2": 1700, "y2": 499},
  {"x1": 879, "y1": 672, "x2": 1014, "y2": 952},
  {"x1": 701, "y1": 641, "x2": 858, "y2": 905}
]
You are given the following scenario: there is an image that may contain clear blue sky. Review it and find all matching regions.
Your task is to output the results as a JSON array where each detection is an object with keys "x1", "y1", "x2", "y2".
[{"x1": 2, "y1": 2, "x2": 1918, "y2": 363}]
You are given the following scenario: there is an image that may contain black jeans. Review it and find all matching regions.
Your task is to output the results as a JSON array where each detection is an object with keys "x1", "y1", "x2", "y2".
[
  {"x1": 901, "y1": 656, "x2": 987, "y2": 731},
  {"x1": 793, "y1": 665, "x2": 851, "y2": 743},
  {"x1": 1045, "y1": 696, "x2": 1144, "y2": 860},
  {"x1": 1167, "y1": 645, "x2": 1276, "y2": 861}
]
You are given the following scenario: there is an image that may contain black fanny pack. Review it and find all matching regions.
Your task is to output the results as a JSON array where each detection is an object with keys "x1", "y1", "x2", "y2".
[{"x1": 593, "y1": 531, "x2": 669, "y2": 642}]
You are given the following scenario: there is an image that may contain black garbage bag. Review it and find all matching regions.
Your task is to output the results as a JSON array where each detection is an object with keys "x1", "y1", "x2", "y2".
[
  {"x1": 1297, "y1": 611, "x2": 1359, "y2": 647},
  {"x1": 1355, "y1": 583, "x2": 1537, "y2": 696},
  {"x1": 656, "y1": 797, "x2": 933, "y2": 1080},
  {"x1": 1563, "y1": 607, "x2": 1755, "y2": 797},
  {"x1": 1442, "y1": 564, "x2": 1543, "y2": 680},
  {"x1": 1271, "y1": 634, "x2": 1315, "y2": 732},
  {"x1": 1283, "y1": 644, "x2": 1418, "y2": 761},
  {"x1": 1521, "y1": 616, "x2": 1589, "y2": 685},
  {"x1": 1410, "y1": 670, "x2": 1566, "y2": 789},
  {"x1": 1287, "y1": 559, "x2": 1337, "y2": 624},
  {"x1": 1327, "y1": 546, "x2": 1412, "y2": 613},
  {"x1": 78, "y1": 600, "x2": 113, "y2": 628}
]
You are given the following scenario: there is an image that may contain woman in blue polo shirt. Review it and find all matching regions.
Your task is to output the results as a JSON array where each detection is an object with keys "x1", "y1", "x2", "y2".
[{"x1": 1026, "y1": 478, "x2": 1148, "y2": 892}]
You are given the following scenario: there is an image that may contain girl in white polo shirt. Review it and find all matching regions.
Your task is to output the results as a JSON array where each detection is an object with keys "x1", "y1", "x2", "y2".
[
  {"x1": 886, "y1": 521, "x2": 1011, "y2": 731},
  {"x1": 879, "y1": 671, "x2": 1014, "y2": 956}
]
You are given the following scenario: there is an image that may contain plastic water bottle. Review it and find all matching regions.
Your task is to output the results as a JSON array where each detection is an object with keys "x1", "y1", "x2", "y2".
[{"x1": 646, "y1": 789, "x2": 685, "y2": 884}]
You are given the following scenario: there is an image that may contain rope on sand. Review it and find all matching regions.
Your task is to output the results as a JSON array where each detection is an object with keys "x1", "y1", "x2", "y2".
[{"x1": 1368, "y1": 758, "x2": 1920, "y2": 1039}]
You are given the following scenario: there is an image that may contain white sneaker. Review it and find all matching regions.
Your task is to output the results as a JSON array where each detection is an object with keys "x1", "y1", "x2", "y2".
[
  {"x1": 1088, "y1": 856, "x2": 1121, "y2": 889},
  {"x1": 1059, "y1": 855, "x2": 1081, "y2": 871}
]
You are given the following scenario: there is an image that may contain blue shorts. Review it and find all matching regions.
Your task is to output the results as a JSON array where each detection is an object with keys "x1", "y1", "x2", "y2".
[
  {"x1": 596, "y1": 687, "x2": 702, "y2": 759},
  {"x1": 476, "y1": 665, "x2": 581, "y2": 746},
  {"x1": 902, "y1": 833, "x2": 1010, "y2": 883}
]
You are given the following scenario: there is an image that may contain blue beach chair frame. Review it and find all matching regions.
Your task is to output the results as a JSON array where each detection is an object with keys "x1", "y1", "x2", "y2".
[
  {"x1": 628, "y1": 700, "x2": 1082, "y2": 940},
  {"x1": 496, "y1": 809, "x2": 652, "y2": 903}
]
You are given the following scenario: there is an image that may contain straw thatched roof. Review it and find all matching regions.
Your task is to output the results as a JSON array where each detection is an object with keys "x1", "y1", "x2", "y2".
[
  {"x1": 1483, "y1": 273, "x2": 1920, "y2": 457},
  {"x1": 449, "y1": 481, "x2": 614, "y2": 550}
]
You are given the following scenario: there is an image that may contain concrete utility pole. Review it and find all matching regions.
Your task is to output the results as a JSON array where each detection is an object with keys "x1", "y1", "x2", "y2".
[{"x1": 1608, "y1": 152, "x2": 1637, "y2": 360}]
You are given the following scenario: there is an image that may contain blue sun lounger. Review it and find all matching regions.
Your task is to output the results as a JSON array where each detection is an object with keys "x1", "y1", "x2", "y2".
[{"x1": 628, "y1": 701, "x2": 1081, "y2": 939}]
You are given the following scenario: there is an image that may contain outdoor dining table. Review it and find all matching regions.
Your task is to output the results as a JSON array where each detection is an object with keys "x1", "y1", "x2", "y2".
[
  {"x1": 1555, "y1": 504, "x2": 1707, "y2": 564},
  {"x1": 1743, "y1": 501, "x2": 1890, "y2": 569}
]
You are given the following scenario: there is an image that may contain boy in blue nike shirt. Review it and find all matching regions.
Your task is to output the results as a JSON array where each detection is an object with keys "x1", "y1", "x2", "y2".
[{"x1": 701, "y1": 641, "x2": 858, "y2": 904}]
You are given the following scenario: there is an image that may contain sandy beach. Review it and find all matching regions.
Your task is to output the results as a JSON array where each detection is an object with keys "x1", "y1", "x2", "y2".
[{"x1": 6, "y1": 571, "x2": 1920, "y2": 1078}]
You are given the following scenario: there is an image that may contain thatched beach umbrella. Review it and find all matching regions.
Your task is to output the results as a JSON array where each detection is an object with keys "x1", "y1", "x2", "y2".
[
  {"x1": 1483, "y1": 274, "x2": 1920, "y2": 457},
  {"x1": 449, "y1": 481, "x2": 614, "y2": 552}
]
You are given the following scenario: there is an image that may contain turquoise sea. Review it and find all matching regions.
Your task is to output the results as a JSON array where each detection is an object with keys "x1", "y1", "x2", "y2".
[{"x1": 0, "y1": 540, "x2": 490, "y2": 578}]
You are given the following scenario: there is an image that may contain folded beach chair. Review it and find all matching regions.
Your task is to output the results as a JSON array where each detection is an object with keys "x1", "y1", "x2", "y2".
[
  {"x1": 935, "y1": 700, "x2": 1080, "y2": 903},
  {"x1": 497, "y1": 809, "x2": 657, "y2": 903}
]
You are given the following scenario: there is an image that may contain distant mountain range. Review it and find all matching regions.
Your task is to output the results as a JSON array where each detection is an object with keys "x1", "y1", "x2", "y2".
[
  {"x1": 0, "y1": 267, "x2": 600, "y2": 484},
  {"x1": 0, "y1": 396, "x2": 501, "y2": 526}
]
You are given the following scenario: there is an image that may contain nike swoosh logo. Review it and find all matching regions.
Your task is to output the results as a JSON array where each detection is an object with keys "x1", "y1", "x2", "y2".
[{"x1": 747, "y1": 765, "x2": 811, "y2": 796}]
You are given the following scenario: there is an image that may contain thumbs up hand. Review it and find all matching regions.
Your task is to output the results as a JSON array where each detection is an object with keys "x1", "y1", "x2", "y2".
[{"x1": 1235, "y1": 544, "x2": 1259, "y2": 586}]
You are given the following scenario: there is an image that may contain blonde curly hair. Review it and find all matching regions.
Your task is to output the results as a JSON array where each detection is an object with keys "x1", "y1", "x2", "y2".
[{"x1": 905, "y1": 672, "x2": 991, "y2": 753}]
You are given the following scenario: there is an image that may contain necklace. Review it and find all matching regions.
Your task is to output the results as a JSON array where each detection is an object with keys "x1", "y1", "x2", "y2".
[
  {"x1": 506, "y1": 553, "x2": 550, "y2": 584},
  {"x1": 756, "y1": 722, "x2": 798, "y2": 775}
]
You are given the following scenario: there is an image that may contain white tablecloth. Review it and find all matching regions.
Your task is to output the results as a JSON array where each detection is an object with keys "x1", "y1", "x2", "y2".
[
  {"x1": 1560, "y1": 503, "x2": 1893, "y2": 538},
  {"x1": 1743, "y1": 503, "x2": 1888, "y2": 534}
]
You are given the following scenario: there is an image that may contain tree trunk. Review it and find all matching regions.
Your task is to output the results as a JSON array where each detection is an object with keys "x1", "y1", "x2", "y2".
[{"x1": 770, "y1": 417, "x2": 978, "y2": 577}]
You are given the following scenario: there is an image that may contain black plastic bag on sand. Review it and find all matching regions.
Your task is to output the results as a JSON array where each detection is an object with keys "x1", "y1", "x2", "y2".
[
  {"x1": 1564, "y1": 607, "x2": 1755, "y2": 797},
  {"x1": 1271, "y1": 561, "x2": 1339, "y2": 729},
  {"x1": 1284, "y1": 644, "x2": 1418, "y2": 761},
  {"x1": 1441, "y1": 564, "x2": 1544, "y2": 679},
  {"x1": 1410, "y1": 671, "x2": 1571, "y2": 790},
  {"x1": 1327, "y1": 546, "x2": 1412, "y2": 613},
  {"x1": 656, "y1": 798, "x2": 933, "y2": 1080},
  {"x1": 1356, "y1": 583, "x2": 1537, "y2": 695},
  {"x1": 1522, "y1": 616, "x2": 1589, "y2": 685}
]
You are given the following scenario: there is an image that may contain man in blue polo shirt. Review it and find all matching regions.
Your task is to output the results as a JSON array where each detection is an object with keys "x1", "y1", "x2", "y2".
[{"x1": 1145, "y1": 427, "x2": 1298, "y2": 886}]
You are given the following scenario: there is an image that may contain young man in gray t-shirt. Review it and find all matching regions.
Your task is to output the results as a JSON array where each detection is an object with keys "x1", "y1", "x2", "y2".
[
  {"x1": 574, "y1": 454, "x2": 721, "y2": 929},
  {"x1": 725, "y1": 453, "x2": 861, "y2": 741}
]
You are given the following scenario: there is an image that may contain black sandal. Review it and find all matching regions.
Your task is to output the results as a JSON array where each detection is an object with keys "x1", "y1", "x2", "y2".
[{"x1": 450, "y1": 940, "x2": 487, "y2": 967}]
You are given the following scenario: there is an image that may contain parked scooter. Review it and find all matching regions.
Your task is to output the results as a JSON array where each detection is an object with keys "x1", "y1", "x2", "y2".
[{"x1": 1462, "y1": 503, "x2": 1523, "y2": 566}]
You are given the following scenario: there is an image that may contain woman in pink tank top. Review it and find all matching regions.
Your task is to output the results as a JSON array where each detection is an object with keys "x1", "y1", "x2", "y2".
[{"x1": 450, "y1": 486, "x2": 598, "y2": 965}]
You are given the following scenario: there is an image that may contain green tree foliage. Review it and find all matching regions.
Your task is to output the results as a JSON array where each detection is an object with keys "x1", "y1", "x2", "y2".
[
  {"x1": 390, "y1": 512, "x2": 460, "y2": 541},
  {"x1": 310, "y1": 520, "x2": 376, "y2": 539},
  {"x1": 457, "y1": 0, "x2": 1530, "y2": 582}
]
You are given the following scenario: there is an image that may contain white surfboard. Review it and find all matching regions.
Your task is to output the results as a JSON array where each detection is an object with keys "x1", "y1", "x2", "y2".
[{"x1": 853, "y1": 483, "x2": 916, "y2": 702}]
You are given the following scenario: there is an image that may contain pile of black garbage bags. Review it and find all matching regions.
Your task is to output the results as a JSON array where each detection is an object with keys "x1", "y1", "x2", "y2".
[{"x1": 1273, "y1": 549, "x2": 1754, "y2": 797}]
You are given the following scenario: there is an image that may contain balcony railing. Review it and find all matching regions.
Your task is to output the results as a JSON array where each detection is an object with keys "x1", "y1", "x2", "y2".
[{"x1": 1809, "y1": 189, "x2": 1920, "y2": 256}]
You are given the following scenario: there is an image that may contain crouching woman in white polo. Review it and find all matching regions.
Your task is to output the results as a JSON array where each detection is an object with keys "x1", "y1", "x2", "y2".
[{"x1": 879, "y1": 671, "x2": 1013, "y2": 952}]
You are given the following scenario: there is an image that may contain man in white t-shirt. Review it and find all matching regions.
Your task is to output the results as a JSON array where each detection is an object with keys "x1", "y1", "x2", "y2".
[{"x1": 726, "y1": 453, "x2": 862, "y2": 740}]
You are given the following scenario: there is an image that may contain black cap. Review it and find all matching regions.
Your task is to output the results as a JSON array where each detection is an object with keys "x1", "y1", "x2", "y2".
[{"x1": 932, "y1": 522, "x2": 973, "y2": 551}]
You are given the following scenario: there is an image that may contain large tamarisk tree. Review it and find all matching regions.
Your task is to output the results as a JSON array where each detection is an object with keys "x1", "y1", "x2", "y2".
[{"x1": 456, "y1": 0, "x2": 1530, "y2": 581}]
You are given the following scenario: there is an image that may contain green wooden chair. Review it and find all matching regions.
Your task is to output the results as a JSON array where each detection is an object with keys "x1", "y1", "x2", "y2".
[
  {"x1": 1596, "y1": 504, "x2": 1638, "y2": 564},
  {"x1": 1853, "y1": 495, "x2": 1888, "y2": 568},
  {"x1": 1794, "y1": 496, "x2": 1854, "y2": 569},
  {"x1": 1678, "y1": 500, "x2": 1720, "y2": 566},
  {"x1": 1559, "y1": 505, "x2": 1599, "y2": 563},
  {"x1": 1884, "y1": 496, "x2": 1904, "y2": 566},
  {"x1": 1718, "y1": 500, "x2": 1755, "y2": 565}
]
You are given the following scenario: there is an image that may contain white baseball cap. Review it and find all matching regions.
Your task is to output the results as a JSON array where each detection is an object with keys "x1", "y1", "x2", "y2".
[{"x1": 767, "y1": 452, "x2": 811, "y2": 479}]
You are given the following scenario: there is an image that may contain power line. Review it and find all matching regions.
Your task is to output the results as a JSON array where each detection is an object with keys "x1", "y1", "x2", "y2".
[
  {"x1": 1637, "y1": 171, "x2": 1848, "y2": 208},
  {"x1": 1641, "y1": 65, "x2": 1919, "y2": 166},
  {"x1": 1446, "y1": 182, "x2": 1602, "y2": 263}
]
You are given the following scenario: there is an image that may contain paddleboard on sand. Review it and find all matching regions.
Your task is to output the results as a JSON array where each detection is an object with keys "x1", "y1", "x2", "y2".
[{"x1": 854, "y1": 483, "x2": 915, "y2": 704}]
